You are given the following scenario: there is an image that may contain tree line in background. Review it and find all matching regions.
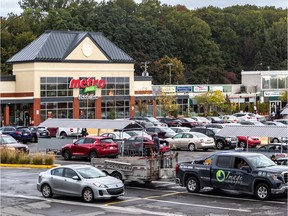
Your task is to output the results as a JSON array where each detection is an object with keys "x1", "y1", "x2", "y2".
[{"x1": 1, "y1": 0, "x2": 287, "y2": 85}]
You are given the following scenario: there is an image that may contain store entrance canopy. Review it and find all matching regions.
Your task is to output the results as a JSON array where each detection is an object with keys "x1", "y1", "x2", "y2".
[
  {"x1": 216, "y1": 125, "x2": 287, "y2": 137},
  {"x1": 38, "y1": 119, "x2": 143, "y2": 130}
]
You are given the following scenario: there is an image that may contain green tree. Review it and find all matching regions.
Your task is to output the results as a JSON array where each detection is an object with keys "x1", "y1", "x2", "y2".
[
  {"x1": 135, "y1": 99, "x2": 148, "y2": 116},
  {"x1": 157, "y1": 92, "x2": 178, "y2": 117}
]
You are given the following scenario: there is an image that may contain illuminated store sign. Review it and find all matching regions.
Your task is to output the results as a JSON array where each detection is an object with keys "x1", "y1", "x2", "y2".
[{"x1": 69, "y1": 78, "x2": 106, "y2": 93}]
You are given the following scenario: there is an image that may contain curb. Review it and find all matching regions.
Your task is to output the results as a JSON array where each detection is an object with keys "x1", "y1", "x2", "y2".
[{"x1": 0, "y1": 164, "x2": 61, "y2": 169}]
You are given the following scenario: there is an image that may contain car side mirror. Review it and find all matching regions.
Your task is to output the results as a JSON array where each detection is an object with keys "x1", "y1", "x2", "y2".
[
  {"x1": 240, "y1": 166, "x2": 251, "y2": 172},
  {"x1": 72, "y1": 176, "x2": 80, "y2": 181}
]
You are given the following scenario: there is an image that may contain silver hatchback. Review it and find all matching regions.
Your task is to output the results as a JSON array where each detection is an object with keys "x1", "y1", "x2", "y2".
[{"x1": 37, "y1": 164, "x2": 124, "y2": 202}]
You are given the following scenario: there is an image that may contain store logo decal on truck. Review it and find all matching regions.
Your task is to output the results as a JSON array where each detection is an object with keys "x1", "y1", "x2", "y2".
[{"x1": 216, "y1": 170, "x2": 226, "y2": 182}]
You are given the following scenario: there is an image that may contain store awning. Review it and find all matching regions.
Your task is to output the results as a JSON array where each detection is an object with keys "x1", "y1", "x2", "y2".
[
  {"x1": 216, "y1": 125, "x2": 287, "y2": 137},
  {"x1": 38, "y1": 119, "x2": 141, "y2": 130}
]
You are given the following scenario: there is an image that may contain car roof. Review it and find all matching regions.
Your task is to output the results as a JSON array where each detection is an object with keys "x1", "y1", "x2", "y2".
[{"x1": 58, "y1": 164, "x2": 93, "y2": 169}]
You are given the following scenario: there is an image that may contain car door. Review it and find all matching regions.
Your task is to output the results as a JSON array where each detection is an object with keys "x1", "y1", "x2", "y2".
[
  {"x1": 61, "y1": 168, "x2": 82, "y2": 196},
  {"x1": 232, "y1": 157, "x2": 254, "y2": 192},
  {"x1": 211, "y1": 155, "x2": 234, "y2": 189},
  {"x1": 49, "y1": 168, "x2": 65, "y2": 194},
  {"x1": 182, "y1": 133, "x2": 195, "y2": 149},
  {"x1": 70, "y1": 138, "x2": 86, "y2": 157}
]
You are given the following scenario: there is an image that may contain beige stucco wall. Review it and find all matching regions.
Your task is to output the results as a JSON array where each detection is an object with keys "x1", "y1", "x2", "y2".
[
  {"x1": 12, "y1": 62, "x2": 134, "y2": 98},
  {"x1": 66, "y1": 37, "x2": 108, "y2": 61},
  {"x1": 0, "y1": 81, "x2": 16, "y2": 93}
]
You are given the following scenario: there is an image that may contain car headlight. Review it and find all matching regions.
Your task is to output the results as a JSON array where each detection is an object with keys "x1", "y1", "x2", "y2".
[
  {"x1": 225, "y1": 138, "x2": 231, "y2": 141},
  {"x1": 93, "y1": 182, "x2": 108, "y2": 188},
  {"x1": 267, "y1": 173, "x2": 281, "y2": 181}
]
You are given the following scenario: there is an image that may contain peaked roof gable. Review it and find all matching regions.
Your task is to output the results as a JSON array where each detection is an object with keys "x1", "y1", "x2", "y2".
[{"x1": 7, "y1": 30, "x2": 134, "y2": 63}]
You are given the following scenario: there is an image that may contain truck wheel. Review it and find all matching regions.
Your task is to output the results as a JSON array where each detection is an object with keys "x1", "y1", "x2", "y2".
[
  {"x1": 186, "y1": 176, "x2": 200, "y2": 193},
  {"x1": 216, "y1": 140, "x2": 224, "y2": 150},
  {"x1": 60, "y1": 132, "x2": 67, "y2": 137},
  {"x1": 111, "y1": 172, "x2": 123, "y2": 181},
  {"x1": 272, "y1": 138, "x2": 279, "y2": 143},
  {"x1": 188, "y1": 144, "x2": 196, "y2": 151},
  {"x1": 239, "y1": 141, "x2": 246, "y2": 148},
  {"x1": 255, "y1": 183, "x2": 271, "y2": 200},
  {"x1": 89, "y1": 151, "x2": 98, "y2": 159},
  {"x1": 63, "y1": 150, "x2": 71, "y2": 160}
]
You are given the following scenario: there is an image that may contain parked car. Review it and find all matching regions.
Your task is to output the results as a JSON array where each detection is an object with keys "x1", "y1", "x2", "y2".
[
  {"x1": 31, "y1": 127, "x2": 51, "y2": 139},
  {"x1": 145, "y1": 126, "x2": 177, "y2": 138},
  {"x1": 262, "y1": 121, "x2": 286, "y2": 126},
  {"x1": 190, "y1": 127, "x2": 237, "y2": 150},
  {"x1": 37, "y1": 164, "x2": 124, "y2": 202},
  {"x1": 269, "y1": 136, "x2": 288, "y2": 143},
  {"x1": 0, "y1": 134, "x2": 29, "y2": 153},
  {"x1": 274, "y1": 119, "x2": 288, "y2": 125},
  {"x1": 101, "y1": 132, "x2": 131, "y2": 140},
  {"x1": 177, "y1": 118, "x2": 200, "y2": 128},
  {"x1": 206, "y1": 116, "x2": 224, "y2": 124},
  {"x1": 61, "y1": 136, "x2": 119, "y2": 160},
  {"x1": 164, "y1": 132, "x2": 215, "y2": 151},
  {"x1": 239, "y1": 121, "x2": 264, "y2": 126},
  {"x1": 170, "y1": 127, "x2": 191, "y2": 133},
  {"x1": 191, "y1": 117, "x2": 211, "y2": 125},
  {"x1": 157, "y1": 117, "x2": 182, "y2": 127},
  {"x1": 124, "y1": 136, "x2": 170, "y2": 154},
  {"x1": 125, "y1": 130, "x2": 151, "y2": 138},
  {"x1": 0, "y1": 126, "x2": 32, "y2": 143},
  {"x1": 257, "y1": 143, "x2": 288, "y2": 151},
  {"x1": 221, "y1": 115, "x2": 239, "y2": 123},
  {"x1": 237, "y1": 136, "x2": 261, "y2": 148},
  {"x1": 130, "y1": 117, "x2": 166, "y2": 127},
  {"x1": 57, "y1": 127, "x2": 82, "y2": 137},
  {"x1": 233, "y1": 112, "x2": 257, "y2": 121}
]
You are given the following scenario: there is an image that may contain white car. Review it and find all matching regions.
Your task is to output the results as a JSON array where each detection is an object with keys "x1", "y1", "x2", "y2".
[
  {"x1": 101, "y1": 131, "x2": 131, "y2": 140},
  {"x1": 56, "y1": 127, "x2": 82, "y2": 137},
  {"x1": 164, "y1": 132, "x2": 215, "y2": 151},
  {"x1": 221, "y1": 115, "x2": 239, "y2": 123},
  {"x1": 233, "y1": 113, "x2": 257, "y2": 121}
]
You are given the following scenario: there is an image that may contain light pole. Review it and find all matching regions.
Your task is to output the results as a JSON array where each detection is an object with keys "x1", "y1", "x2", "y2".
[
  {"x1": 1, "y1": 11, "x2": 49, "y2": 32},
  {"x1": 166, "y1": 63, "x2": 173, "y2": 85},
  {"x1": 254, "y1": 63, "x2": 262, "y2": 71}
]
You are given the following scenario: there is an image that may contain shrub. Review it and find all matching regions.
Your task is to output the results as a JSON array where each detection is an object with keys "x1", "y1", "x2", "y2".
[
  {"x1": 17, "y1": 152, "x2": 30, "y2": 164},
  {"x1": 32, "y1": 154, "x2": 44, "y2": 165},
  {"x1": 44, "y1": 154, "x2": 55, "y2": 165}
]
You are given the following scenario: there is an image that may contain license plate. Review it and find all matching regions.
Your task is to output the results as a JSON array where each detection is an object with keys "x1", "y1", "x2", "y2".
[
  {"x1": 24, "y1": 133, "x2": 28, "y2": 135},
  {"x1": 42, "y1": 133, "x2": 47, "y2": 135},
  {"x1": 110, "y1": 147, "x2": 114, "y2": 149}
]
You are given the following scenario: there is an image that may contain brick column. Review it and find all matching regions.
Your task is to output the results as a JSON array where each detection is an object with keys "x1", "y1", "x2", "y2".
[
  {"x1": 4, "y1": 105, "x2": 9, "y2": 126},
  {"x1": 33, "y1": 98, "x2": 41, "y2": 125},
  {"x1": 153, "y1": 100, "x2": 157, "y2": 117},
  {"x1": 96, "y1": 97, "x2": 102, "y2": 119},
  {"x1": 130, "y1": 96, "x2": 135, "y2": 118},
  {"x1": 73, "y1": 97, "x2": 80, "y2": 119}
]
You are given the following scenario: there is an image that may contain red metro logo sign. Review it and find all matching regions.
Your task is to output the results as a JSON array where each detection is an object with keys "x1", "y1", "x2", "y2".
[{"x1": 69, "y1": 78, "x2": 106, "y2": 93}]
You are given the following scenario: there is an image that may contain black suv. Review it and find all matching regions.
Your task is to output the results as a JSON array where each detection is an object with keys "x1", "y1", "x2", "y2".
[{"x1": 190, "y1": 127, "x2": 237, "y2": 150}]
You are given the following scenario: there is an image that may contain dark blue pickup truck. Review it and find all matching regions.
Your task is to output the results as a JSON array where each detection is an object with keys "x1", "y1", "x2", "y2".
[{"x1": 176, "y1": 152, "x2": 288, "y2": 200}]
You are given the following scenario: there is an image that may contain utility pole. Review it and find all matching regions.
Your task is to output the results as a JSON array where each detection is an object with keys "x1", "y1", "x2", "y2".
[{"x1": 166, "y1": 63, "x2": 173, "y2": 85}]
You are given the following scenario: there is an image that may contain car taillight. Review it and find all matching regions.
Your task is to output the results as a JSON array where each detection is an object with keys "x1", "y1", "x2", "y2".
[
  {"x1": 247, "y1": 116, "x2": 251, "y2": 119},
  {"x1": 200, "y1": 139, "x2": 204, "y2": 143},
  {"x1": 70, "y1": 128, "x2": 73, "y2": 132},
  {"x1": 16, "y1": 131, "x2": 21, "y2": 135},
  {"x1": 190, "y1": 122, "x2": 194, "y2": 125},
  {"x1": 175, "y1": 164, "x2": 179, "y2": 173}
]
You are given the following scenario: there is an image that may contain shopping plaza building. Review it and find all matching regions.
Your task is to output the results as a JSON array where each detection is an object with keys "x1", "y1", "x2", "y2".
[{"x1": 0, "y1": 30, "x2": 287, "y2": 126}]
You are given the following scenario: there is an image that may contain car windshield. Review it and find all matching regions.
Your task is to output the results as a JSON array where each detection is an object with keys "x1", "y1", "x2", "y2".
[
  {"x1": 76, "y1": 167, "x2": 106, "y2": 179},
  {"x1": 1, "y1": 136, "x2": 17, "y2": 144},
  {"x1": 247, "y1": 155, "x2": 277, "y2": 168},
  {"x1": 146, "y1": 117, "x2": 160, "y2": 123},
  {"x1": 210, "y1": 128, "x2": 221, "y2": 133},
  {"x1": 115, "y1": 132, "x2": 130, "y2": 138}
]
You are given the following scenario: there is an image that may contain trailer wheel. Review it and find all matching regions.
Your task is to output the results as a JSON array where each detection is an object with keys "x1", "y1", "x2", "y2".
[
  {"x1": 111, "y1": 172, "x2": 123, "y2": 181},
  {"x1": 186, "y1": 176, "x2": 200, "y2": 193},
  {"x1": 239, "y1": 141, "x2": 246, "y2": 148}
]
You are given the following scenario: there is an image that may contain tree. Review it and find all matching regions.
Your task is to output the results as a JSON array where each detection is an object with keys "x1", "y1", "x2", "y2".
[
  {"x1": 156, "y1": 92, "x2": 178, "y2": 117},
  {"x1": 135, "y1": 99, "x2": 148, "y2": 117},
  {"x1": 279, "y1": 90, "x2": 288, "y2": 103},
  {"x1": 195, "y1": 90, "x2": 226, "y2": 115}
]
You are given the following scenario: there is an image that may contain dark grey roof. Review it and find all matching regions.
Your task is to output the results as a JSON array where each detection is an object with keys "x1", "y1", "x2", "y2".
[
  {"x1": 217, "y1": 125, "x2": 287, "y2": 137},
  {"x1": 7, "y1": 30, "x2": 134, "y2": 63}
]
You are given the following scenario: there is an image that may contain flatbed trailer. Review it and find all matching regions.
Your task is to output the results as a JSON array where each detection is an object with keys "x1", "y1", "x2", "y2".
[{"x1": 91, "y1": 153, "x2": 178, "y2": 183}]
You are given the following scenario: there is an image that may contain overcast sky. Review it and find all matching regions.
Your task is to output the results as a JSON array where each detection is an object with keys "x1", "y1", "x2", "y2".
[{"x1": 1, "y1": 0, "x2": 287, "y2": 17}]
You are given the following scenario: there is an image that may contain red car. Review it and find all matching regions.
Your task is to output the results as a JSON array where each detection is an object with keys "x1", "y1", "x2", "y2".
[
  {"x1": 237, "y1": 136, "x2": 261, "y2": 148},
  {"x1": 61, "y1": 136, "x2": 119, "y2": 160},
  {"x1": 124, "y1": 136, "x2": 170, "y2": 154}
]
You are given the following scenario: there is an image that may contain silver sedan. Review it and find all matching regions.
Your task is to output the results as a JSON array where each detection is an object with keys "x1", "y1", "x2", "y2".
[
  {"x1": 165, "y1": 132, "x2": 215, "y2": 151},
  {"x1": 37, "y1": 164, "x2": 124, "y2": 202}
]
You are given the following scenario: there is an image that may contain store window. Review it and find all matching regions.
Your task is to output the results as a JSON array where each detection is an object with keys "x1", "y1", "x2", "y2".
[
  {"x1": 101, "y1": 100, "x2": 130, "y2": 119},
  {"x1": 79, "y1": 100, "x2": 95, "y2": 119},
  {"x1": 262, "y1": 76, "x2": 270, "y2": 89},
  {"x1": 40, "y1": 102, "x2": 73, "y2": 122},
  {"x1": 278, "y1": 76, "x2": 286, "y2": 89},
  {"x1": 270, "y1": 76, "x2": 277, "y2": 89},
  {"x1": 101, "y1": 77, "x2": 130, "y2": 96},
  {"x1": 40, "y1": 77, "x2": 73, "y2": 97}
]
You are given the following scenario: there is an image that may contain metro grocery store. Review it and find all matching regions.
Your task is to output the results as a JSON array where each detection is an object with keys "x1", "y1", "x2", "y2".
[{"x1": 1, "y1": 30, "x2": 286, "y2": 126}]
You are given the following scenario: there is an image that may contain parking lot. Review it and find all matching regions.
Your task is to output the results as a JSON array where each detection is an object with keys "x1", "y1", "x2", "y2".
[{"x1": 1, "y1": 147, "x2": 287, "y2": 216}]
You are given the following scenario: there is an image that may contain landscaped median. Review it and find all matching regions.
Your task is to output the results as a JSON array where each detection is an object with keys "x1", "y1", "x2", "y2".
[{"x1": 0, "y1": 148, "x2": 60, "y2": 169}]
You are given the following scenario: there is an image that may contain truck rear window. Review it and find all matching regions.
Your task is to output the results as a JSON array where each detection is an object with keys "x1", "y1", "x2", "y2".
[{"x1": 216, "y1": 156, "x2": 232, "y2": 168}]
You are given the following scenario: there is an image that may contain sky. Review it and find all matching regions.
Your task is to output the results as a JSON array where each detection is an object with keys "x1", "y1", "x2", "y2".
[{"x1": 1, "y1": 0, "x2": 287, "y2": 17}]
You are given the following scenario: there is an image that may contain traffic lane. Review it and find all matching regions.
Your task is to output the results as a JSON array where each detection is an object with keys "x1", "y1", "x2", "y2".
[{"x1": 1, "y1": 168, "x2": 287, "y2": 216}]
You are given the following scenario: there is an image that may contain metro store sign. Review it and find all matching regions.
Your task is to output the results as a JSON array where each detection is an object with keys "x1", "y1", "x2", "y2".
[{"x1": 69, "y1": 78, "x2": 106, "y2": 93}]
